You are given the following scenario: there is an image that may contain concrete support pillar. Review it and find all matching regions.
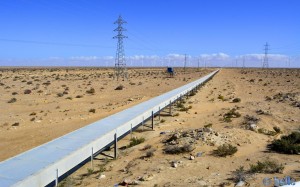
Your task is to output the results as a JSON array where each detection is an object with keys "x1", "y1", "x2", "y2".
[
  {"x1": 114, "y1": 133, "x2": 117, "y2": 160},
  {"x1": 151, "y1": 111, "x2": 154, "y2": 130}
]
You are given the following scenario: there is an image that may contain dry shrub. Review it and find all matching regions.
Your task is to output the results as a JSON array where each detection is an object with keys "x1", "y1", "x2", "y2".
[
  {"x1": 269, "y1": 132, "x2": 300, "y2": 154},
  {"x1": 250, "y1": 160, "x2": 284, "y2": 174},
  {"x1": 8, "y1": 98, "x2": 17, "y2": 103},
  {"x1": 128, "y1": 137, "x2": 145, "y2": 147},
  {"x1": 213, "y1": 144, "x2": 237, "y2": 157}
]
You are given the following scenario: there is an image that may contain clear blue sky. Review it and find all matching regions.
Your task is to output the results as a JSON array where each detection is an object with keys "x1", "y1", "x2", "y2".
[{"x1": 0, "y1": 0, "x2": 299, "y2": 67}]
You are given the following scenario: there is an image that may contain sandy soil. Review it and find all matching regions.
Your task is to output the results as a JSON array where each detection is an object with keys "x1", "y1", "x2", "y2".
[
  {"x1": 54, "y1": 68, "x2": 299, "y2": 187},
  {"x1": 0, "y1": 67, "x2": 211, "y2": 161},
  {"x1": 1, "y1": 68, "x2": 300, "y2": 187}
]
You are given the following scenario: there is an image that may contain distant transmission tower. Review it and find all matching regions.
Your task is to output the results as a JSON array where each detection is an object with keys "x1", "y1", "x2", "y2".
[
  {"x1": 262, "y1": 42, "x2": 269, "y2": 68},
  {"x1": 184, "y1": 54, "x2": 187, "y2": 72},
  {"x1": 113, "y1": 15, "x2": 128, "y2": 80},
  {"x1": 242, "y1": 56, "x2": 245, "y2": 68}
]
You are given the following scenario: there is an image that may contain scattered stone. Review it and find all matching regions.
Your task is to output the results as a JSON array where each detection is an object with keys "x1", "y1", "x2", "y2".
[
  {"x1": 197, "y1": 180, "x2": 207, "y2": 186},
  {"x1": 203, "y1": 127, "x2": 213, "y2": 133},
  {"x1": 196, "y1": 152, "x2": 203, "y2": 157},
  {"x1": 235, "y1": 181, "x2": 245, "y2": 187},
  {"x1": 119, "y1": 179, "x2": 131, "y2": 186},
  {"x1": 171, "y1": 161, "x2": 178, "y2": 168},
  {"x1": 131, "y1": 180, "x2": 140, "y2": 185},
  {"x1": 99, "y1": 174, "x2": 106, "y2": 179},
  {"x1": 189, "y1": 155, "x2": 195, "y2": 160},
  {"x1": 140, "y1": 174, "x2": 154, "y2": 181},
  {"x1": 249, "y1": 124, "x2": 257, "y2": 131}
]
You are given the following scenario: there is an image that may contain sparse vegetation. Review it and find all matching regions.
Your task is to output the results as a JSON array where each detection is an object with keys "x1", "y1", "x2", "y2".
[
  {"x1": 115, "y1": 85, "x2": 124, "y2": 90},
  {"x1": 269, "y1": 132, "x2": 300, "y2": 154},
  {"x1": 257, "y1": 128, "x2": 278, "y2": 136},
  {"x1": 128, "y1": 137, "x2": 145, "y2": 147},
  {"x1": 232, "y1": 98, "x2": 241, "y2": 103},
  {"x1": 160, "y1": 119, "x2": 166, "y2": 123},
  {"x1": 24, "y1": 89, "x2": 32, "y2": 94},
  {"x1": 89, "y1": 108, "x2": 96, "y2": 113},
  {"x1": 145, "y1": 148, "x2": 156, "y2": 157},
  {"x1": 12, "y1": 122, "x2": 19, "y2": 126},
  {"x1": 7, "y1": 98, "x2": 17, "y2": 103},
  {"x1": 273, "y1": 126, "x2": 281, "y2": 133},
  {"x1": 223, "y1": 108, "x2": 241, "y2": 122},
  {"x1": 86, "y1": 88, "x2": 95, "y2": 94},
  {"x1": 213, "y1": 144, "x2": 237, "y2": 157},
  {"x1": 249, "y1": 160, "x2": 284, "y2": 174},
  {"x1": 232, "y1": 166, "x2": 248, "y2": 182},
  {"x1": 75, "y1": 95, "x2": 83, "y2": 98},
  {"x1": 86, "y1": 168, "x2": 94, "y2": 176},
  {"x1": 218, "y1": 94, "x2": 225, "y2": 101}
]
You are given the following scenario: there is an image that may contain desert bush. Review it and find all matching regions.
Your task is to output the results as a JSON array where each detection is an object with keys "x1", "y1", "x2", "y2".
[
  {"x1": 24, "y1": 89, "x2": 32, "y2": 94},
  {"x1": 218, "y1": 95, "x2": 225, "y2": 101},
  {"x1": 223, "y1": 108, "x2": 241, "y2": 122},
  {"x1": 189, "y1": 92, "x2": 196, "y2": 96},
  {"x1": 115, "y1": 85, "x2": 124, "y2": 90},
  {"x1": 145, "y1": 148, "x2": 156, "y2": 157},
  {"x1": 57, "y1": 93, "x2": 64, "y2": 97},
  {"x1": 86, "y1": 168, "x2": 94, "y2": 176},
  {"x1": 224, "y1": 108, "x2": 241, "y2": 118},
  {"x1": 176, "y1": 103, "x2": 184, "y2": 108},
  {"x1": 213, "y1": 144, "x2": 237, "y2": 157},
  {"x1": 128, "y1": 137, "x2": 145, "y2": 147},
  {"x1": 75, "y1": 95, "x2": 83, "y2": 98},
  {"x1": 89, "y1": 108, "x2": 96, "y2": 113},
  {"x1": 249, "y1": 160, "x2": 284, "y2": 174},
  {"x1": 258, "y1": 128, "x2": 277, "y2": 136},
  {"x1": 11, "y1": 92, "x2": 18, "y2": 95},
  {"x1": 273, "y1": 126, "x2": 281, "y2": 133},
  {"x1": 269, "y1": 132, "x2": 300, "y2": 154},
  {"x1": 12, "y1": 122, "x2": 19, "y2": 126},
  {"x1": 8, "y1": 98, "x2": 17, "y2": 103},
  {"x1": 160, "y1": 119, "x2": 166, "y2": 123},
  {"x1": 232, "y1": 98, "x2": 241, "y2": 103},
  {"x1": 65, "y1": 97, "x2": 72, "y2": 100},
  {"x1": 232, "y1": 166, "x2": 248, "y2": 182},
  {"x1": 164, "y1": 144, "x2": 194, "y2": 154},
  {"x1": 86, "y1": 88, "x2": 95, "y2": 94}
]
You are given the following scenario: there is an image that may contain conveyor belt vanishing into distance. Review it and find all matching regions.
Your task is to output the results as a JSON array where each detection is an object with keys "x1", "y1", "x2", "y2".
[{"x1": 0, "y1": 69, "x2": 219, "y2": 187}]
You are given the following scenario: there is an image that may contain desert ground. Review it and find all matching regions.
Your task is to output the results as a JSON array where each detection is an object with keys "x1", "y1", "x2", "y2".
[
  {"x1": 1, "y1": 68, "x2": 300, "y2": 187},
  {"x1": 0, "y1": 67, "x2": 211, "y2": 161}
]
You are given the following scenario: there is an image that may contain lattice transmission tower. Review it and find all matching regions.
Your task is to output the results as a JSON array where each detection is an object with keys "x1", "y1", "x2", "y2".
[
  {"x1": 113, "y1": 15, "x2": 128, "y2": 80},
  {"x1": 262, "y1": 42, "x2": 270, "y2": 68}
]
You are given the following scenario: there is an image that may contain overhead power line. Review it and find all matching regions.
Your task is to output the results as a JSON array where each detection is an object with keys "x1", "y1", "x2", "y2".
[{"x1": 0, "y1": 38, "x2": 114, "y2": 48}]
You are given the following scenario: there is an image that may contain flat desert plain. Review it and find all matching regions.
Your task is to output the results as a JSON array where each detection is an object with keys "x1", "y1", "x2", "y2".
[
  {"x1": 0, "y1": 67, "x2": 211, "y2": 161},
  {"x1": 1, "y1": 68, "x2": 300, "y2": 187}
]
